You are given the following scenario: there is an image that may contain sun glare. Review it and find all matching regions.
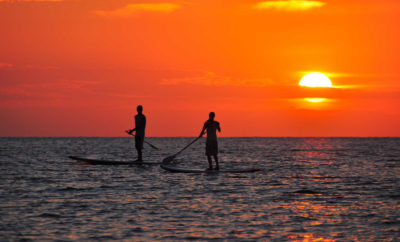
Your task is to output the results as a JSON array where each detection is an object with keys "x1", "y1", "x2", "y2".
[
  {"x1": 299, "y1": 73, "x2": 332, "y2": 87},
  {"x1": 304, "y1": 98, "x2": 326, "y2": 103}
]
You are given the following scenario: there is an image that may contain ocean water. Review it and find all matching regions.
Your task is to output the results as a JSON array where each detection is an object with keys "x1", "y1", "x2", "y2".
[{"x1": 0, "y1": 137, "x2": 399, "y2": 241}]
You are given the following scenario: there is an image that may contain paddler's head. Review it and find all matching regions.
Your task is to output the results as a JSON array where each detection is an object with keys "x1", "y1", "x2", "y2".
[
  {"x1": 137, "y1": 105, "x2": 143, "y2": 114},
  {"x1": 209, "y1": 112, "x2": 215, "y2": 120}
]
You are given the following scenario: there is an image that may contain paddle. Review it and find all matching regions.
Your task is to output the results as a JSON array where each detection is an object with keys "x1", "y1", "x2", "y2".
[
  {"x1": 125, "y1": 130, "x2": 160, "y2": 150},
  {"x1": 162, "y1": 136, "x2": 202, "y2": 163}
]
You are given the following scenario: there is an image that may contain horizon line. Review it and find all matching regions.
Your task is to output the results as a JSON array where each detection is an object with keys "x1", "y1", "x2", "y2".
[{"x1": 1, "y1": 136, "x2": 399, "y2": 138}]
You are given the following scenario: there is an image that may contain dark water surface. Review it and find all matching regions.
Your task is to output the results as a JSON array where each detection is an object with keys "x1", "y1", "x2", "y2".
[{"x1": 1, "y1": 137, "x2": 399, "y2": 241}]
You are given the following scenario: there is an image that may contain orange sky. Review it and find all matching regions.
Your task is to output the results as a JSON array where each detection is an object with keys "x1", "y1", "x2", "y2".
[{"x1": 0, "y1": 0, "x2": 399, "y2": 137}]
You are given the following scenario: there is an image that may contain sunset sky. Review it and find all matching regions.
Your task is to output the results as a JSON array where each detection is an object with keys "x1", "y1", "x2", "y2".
[{"x1": 1, "y1": 0, "x2": 399, "y2": 137}]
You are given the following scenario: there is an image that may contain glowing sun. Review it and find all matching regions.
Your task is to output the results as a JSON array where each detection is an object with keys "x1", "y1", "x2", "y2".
[
  {"x1": 304, "y1": 98, "x2": 326, "y2": 103},
  {"x1": 299, "y1": 73, "x2": 332, "y2": 87}
]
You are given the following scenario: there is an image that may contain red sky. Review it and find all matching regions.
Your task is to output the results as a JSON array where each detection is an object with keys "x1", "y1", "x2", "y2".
[{"x1": 0, "y1": 0, "x2": 399, "y2": 137}]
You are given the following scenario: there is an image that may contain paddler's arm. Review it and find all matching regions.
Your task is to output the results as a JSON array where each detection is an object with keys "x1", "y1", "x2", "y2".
[
  {"x1": 127, "y1": 128, "x2": 136, "y2": 135},
  {"x1": 199, "y1": 124, "x2": 207, "y2": 137}
]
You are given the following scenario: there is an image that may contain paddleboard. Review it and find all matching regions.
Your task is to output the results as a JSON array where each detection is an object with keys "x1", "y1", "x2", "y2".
[
  {"x1": 160, "y1": 163, "x2": 261, "y2": 173},
  {"x1": 69, "y1": 156, "x2": 161, "y2": 165}
]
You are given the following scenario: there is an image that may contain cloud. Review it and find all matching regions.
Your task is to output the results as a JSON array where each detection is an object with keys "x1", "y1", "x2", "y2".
[
  {"x1": 297, "y1": 71, "x2": 365, "y2": 89},
  {"x1": 254, "y1": 0, "x2": 326, "y2": 11},
  {"x1": 0, "y1": 62, "x2": 14, "y2": 69},
  {"x1": 160, "y1": 72, "x2": 273, "y2": 87},
  {"x1": 298, "y1": 71, "x2": 359, "y2": 80},
  {"x1": 94, "y1": 3, "x2": 182, "y2": 17}
]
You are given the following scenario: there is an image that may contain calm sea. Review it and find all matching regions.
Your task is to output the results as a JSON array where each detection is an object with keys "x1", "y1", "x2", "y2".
[{"x1": 1, "y1": 137, "x2": 399, "y2": 241}]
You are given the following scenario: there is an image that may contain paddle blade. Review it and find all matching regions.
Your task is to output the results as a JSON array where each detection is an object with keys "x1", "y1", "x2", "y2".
[{"x1": 162, "y1": 155, "x2": 175, "y2": 164}]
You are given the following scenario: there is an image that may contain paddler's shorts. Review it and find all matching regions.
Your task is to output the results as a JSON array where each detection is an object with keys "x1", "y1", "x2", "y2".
[
  {"x1": 206, "y1": 140, "x2": 218, "y2": 156},
  {"x1": 135, "y1": 135, "x2": 144, "y2": 150}
]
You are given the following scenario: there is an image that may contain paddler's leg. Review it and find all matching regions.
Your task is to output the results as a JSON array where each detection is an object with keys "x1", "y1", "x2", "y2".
[
  {"x1": 214, "y1": 155, "x2": 219, "y2": 170},
  {"x1": 135, "y1": 136, "x2": 143, "y2": 162},
  {"x1": 207, "y1": 155, "x2": 213, "y2": 170},
  {"x1": 137, "y1": 149, "x2": 143, "y2": 162}
]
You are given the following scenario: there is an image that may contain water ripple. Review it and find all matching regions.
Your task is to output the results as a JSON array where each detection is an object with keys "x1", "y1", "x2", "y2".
[{"x1": 0, "y1": 137, "x2": 399, "y2": 240}]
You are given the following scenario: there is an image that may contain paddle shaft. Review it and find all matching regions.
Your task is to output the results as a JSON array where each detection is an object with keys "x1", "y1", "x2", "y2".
[
  {"x1": 174, "y1": 136, "x2": 202, "y2": 157},
  {"x1": 125, "y1": 130, "x2": 160, "y2": 150}
]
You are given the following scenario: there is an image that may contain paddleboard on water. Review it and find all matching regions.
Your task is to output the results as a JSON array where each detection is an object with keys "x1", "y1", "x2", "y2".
[
  {"x1": 160, "y1": 163, "x2": 261, "y2": 173},
  {"x1": 69, "y1": 156, "x2": 161, "y2": 165}
]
